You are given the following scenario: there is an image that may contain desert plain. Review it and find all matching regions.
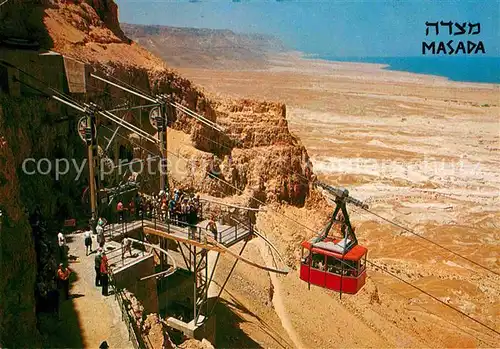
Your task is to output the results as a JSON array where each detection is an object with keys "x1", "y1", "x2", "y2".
[{"x1": 171, "y1": 53, "x2": 500, "y2": 348}]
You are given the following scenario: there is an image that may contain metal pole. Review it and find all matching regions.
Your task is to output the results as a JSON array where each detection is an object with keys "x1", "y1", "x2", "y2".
[
  {"x1": 87, "y1": 113, "x2": 97, "y2": 221},
  {"x1": 339, "y1": 257, "x2": 344, "y2": 300},
  {"x1": 158, "y1": 104, "x2": 168, "y2": 193},
  {"x1": 208, "y1": 239, "x2": 248, "y2": 318},
  {"x1": 193, "y1": 245, "x2": 197, "y2": 321}
]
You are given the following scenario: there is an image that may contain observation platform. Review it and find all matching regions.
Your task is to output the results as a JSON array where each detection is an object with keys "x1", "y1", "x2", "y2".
[{"x1": 105, "y1": 217, "x2": 253, "y2": 250}]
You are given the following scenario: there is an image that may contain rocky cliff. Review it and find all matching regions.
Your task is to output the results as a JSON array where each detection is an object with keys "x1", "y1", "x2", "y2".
[
  {"x1": 0, "y1": 95, "x2": 88, "y2": 347},
  {"x1": 0, "y1": 0, "x2": 313, "y2": 346}
]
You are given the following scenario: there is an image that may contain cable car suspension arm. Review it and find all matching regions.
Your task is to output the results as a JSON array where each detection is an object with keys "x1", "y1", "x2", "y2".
[{"x1": 313, "y1": 181, "x2": 368, "y2": 245}]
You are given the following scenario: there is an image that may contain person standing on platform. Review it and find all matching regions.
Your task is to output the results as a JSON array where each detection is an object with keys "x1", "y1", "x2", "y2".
[
  {"x1": 121, "y1": 236, "x2": 132, "y2": 260},
  {"x1": 57, "y1": 231, "x2": 66, "y2": 260},
  {"x1": 134, "y1": 193, "x2": 142, "y2": 219},
  {"x1": 117, "y1": 200, "x2": 124, "y2": 223},
  {"x1": 94, "y1": 248, "x2": 103, "y2": 287},
  {"x1": 96, "y1": 222, "x2": 105, "y2": 248},
  {"x1": 206, "y1": 217, "x2": 218, "y2": 242},
  {"x1": 187, "y1": 201, "x2": 198, "y2": 239},
  {"x1": 100, "y1": 252, "x2": 109, "y2": 296},
  {"x1": 84, "y1": 227, "x2": 92, "y2": 256}
]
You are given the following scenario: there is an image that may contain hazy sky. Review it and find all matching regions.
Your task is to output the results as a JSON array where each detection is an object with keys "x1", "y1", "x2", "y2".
[{"x1": 116, "y1": 0, "x2": 500, "y2": 57}]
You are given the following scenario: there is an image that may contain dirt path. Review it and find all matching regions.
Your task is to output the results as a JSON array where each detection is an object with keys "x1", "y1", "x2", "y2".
[
  {"x1": 64, "y1": 233, "x2": 132, "y2": 348},
  {"x1": 255, "y1": 238, "x2": 305, "y2": 349}
]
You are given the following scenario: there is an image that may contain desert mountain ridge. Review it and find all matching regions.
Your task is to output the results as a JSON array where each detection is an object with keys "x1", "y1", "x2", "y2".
[{"x1": 121, "y1": 23, "x2": 288, "y2": 69}]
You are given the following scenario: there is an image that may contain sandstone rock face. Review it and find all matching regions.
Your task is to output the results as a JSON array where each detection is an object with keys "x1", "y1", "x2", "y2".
[
  {"x1": 0, "y1": 96, "x2": 88, "y2": 347},
  {"x1": 42, "y1": 0, "x2": 313, "y2": 205},
  {"x1": 142, "y1": 313, "x2": 175, "y2": 349},
  {"x1": 179, "y1": 338, "x2": 216, "y2": 349}
]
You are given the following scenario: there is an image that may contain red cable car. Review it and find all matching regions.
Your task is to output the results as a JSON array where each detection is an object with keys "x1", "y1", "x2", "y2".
[{"x1": 300, "y1": 182, "x2": 368, "y2": 296}]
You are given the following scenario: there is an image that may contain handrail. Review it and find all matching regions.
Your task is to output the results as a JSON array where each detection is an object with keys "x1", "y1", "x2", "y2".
[{"x1": 108, "y1": 271, "x2": 144, "y2": 348}]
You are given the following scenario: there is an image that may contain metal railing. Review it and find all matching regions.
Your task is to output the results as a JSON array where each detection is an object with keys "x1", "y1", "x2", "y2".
[
  {"x1": 108, "y1": 272, "x2": 145, "y2": 349},
  {"x1": 102, "y1": 202, "x2": 252, "y2": 247}
]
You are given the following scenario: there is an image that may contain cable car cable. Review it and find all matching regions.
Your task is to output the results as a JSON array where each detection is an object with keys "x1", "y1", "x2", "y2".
[
  {"x1": 366, "y1": 260, "x2": 500, "y2": 337},
  {"x1": 18, "y1": 64, "x2": 496, "y2": 283},
  {"x1": 348, "y1": 206, "x2": 500, "y2": 291},
  {"x1": 383, "y1": 281, "x2": 498, "y2": 346},
  {"x1": 361, "y1": 207, "x2": 500, "y2": 277},
  {"x1": 162, "y1": 146, "x2": 361, "y2": 273},
  {"x1": 13, "y1": 63, "x2": 497, "y2": 327}
]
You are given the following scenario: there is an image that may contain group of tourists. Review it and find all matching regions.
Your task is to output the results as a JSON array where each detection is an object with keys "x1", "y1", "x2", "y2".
[
  {"x1": 113, "y1": 189, "x2": 222, "y2": 242},
  {"x1": 81, "y1": 218, "x2": 111, "y2": 296},
  {"x1": 115, "y1": 189, "x2": 202, "y2": 227},
  {"x1": 83, "y1": 218, "x2": 107, "y2": 255}
]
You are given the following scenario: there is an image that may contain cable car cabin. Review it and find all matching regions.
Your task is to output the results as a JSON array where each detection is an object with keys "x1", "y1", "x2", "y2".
[
  {"x1": 300, "y1": 238, "x2": 367, "y2": 294},
  {"x1": 299, "y1": 181, "x2": 370, "y2": 295}
]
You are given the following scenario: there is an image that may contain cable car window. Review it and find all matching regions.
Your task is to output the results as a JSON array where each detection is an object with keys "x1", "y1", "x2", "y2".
[
  {"x1": 311, "y1": 253, "x2": 325, "y2": 271},
  {"x1": 359, "y1": 253, "x2": 366, "y2": 271},
  {"x1": 326, "y1": 256, "x2": 342, "y2": 274},
  {"x1": 301, "y1": 248, "x2": 311, "y2": 264},
  {"x1": 344, "y1": 260, "x2": 357, "y2": 277}
]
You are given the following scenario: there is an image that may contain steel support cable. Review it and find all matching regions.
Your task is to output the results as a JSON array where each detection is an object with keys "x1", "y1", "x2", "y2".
[
  {"x1": 1, "y1": 60, "x2": 94, "y2": 112},
  {"x1": 81, "y1": 81, "x2": 131, "y2": 106},
  {"x1": 361, "y1": 207, "x2": 500, "y2": 277},
  {"x1": 92, "y1": 72, "x2": 224, "y2": 133},
  {"x1": 56, "y1": 67, "x2": 500, "y2": 334},
  {"x1": 98, "y1": 109, "x2": 158, "y2": 144},
  {"x1": 169, "y1": 100, "x2": 223, "y2": 132},
  {"x1": 126, "y1": 237, "x2": 177, "y2": 279},
  {"x1": 95, "y1": 72, "x2": 226, "y2": 133},
  {"x1": 99, "y1": 124, "x2": 160, "y2": 159},
  {"x1": 200, "y1": 198, "x2": 265, "y2": 212},
  {"x1": 17, "y1": 63, "x2": 496, "y2": 283},
  {"x1": 107, "y1": 103, "x2": 160, "y2": 113},
  {"x1": 98, "y1": 111, "x2": 156, "y2": 145},
  {"x1": 98, "y1": 71, "x2": 277, "y2": 135},
  {"x1": 13, "y1": 61, "x2": 496, "y2": 291},
  {"x1": 366, "y1": 260, "x2": 500, "y2": 337},
  {"x1": 13, "y1": 77, "x2": 89, "y2": 117},
  {"x1": 164, "y1": 149, "x2": 357, "y2": 272},
  {"x1": 206, "y1": 236, "x2": 288, "y2": 274},
  {"x1": 107, "y1": 156, "x2": 162, "y2": 171},
  {"x1": 91, "y1": 73, "x2": 157, "y2": 103},
  {"x1": 99, "y1": 125, "x2": 162, "y2": 174},
  {"x1": 6, "y1": 62, "x2": 156, "y2": 147},
  {"x1": 17, "y1": 65, "x2": 496, "y2": 335},
  {"x1": 186, "y1": 116, "x2": 497, "y2": 277},
  {"x1": 231, "y1": 217, "x2": 288, "y2": 271},
  {"x1": 216, "y1": 126, "x2": 498, "y2": 280}
]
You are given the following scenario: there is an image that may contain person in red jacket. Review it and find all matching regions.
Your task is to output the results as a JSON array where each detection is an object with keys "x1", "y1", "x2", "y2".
[
  {"x1": 117, "y1": 200, "x2": 124, "y2": 223},
  {"x1": 57, "y1": 263, "x2": 72, "y2": 300},
  {"x1": 128, "y1": 201, "x2": 135, "y2": 220},
  {"x1": 100, "y1": 252, "x2": 109, "y2": 296}
]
